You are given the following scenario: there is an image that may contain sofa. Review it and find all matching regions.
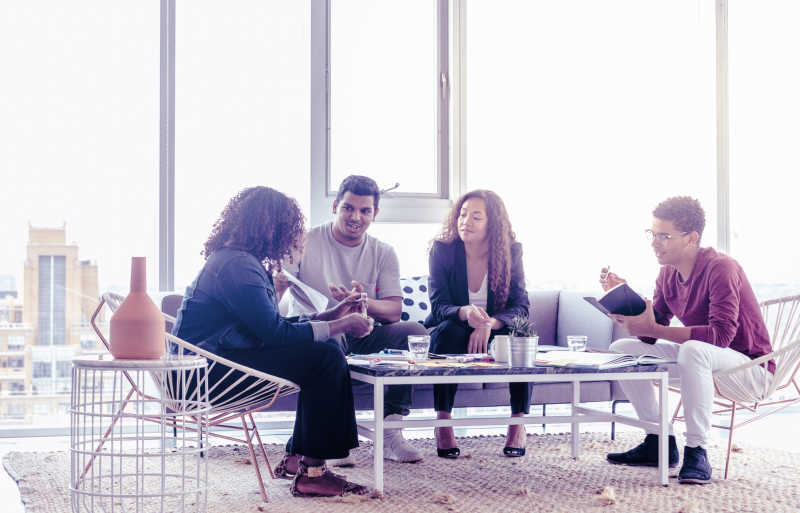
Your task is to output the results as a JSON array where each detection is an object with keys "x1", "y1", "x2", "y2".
[{"x1": 162, "y1": 277, "x2": 631, "y2": 414}]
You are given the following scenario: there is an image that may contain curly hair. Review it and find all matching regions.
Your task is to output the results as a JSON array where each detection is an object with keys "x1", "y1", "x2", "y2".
[
  {"x1": 653, "y1": 196, "x2": 705, "y2": 242},
  {"x1": 203, "y1": 186, "x2": 305, "y2": 272},
  {"x1": 435, "y1": 190, "x2": 516, "y2": 310}
]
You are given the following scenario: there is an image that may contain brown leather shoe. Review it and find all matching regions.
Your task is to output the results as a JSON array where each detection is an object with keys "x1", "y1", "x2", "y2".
[
  {"x1": 274, "y1": 453, "x2": 299, "y2": 479},
  {"x1": 290, "y1": 460, "x2": 369, "y2": 497}
]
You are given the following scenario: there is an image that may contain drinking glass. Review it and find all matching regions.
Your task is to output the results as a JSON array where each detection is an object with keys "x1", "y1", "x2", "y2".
[
  {"x1": 407, "y1": 335, "x2": 431, "y2": 361},
  {"x1": 567, "y1": 335, "x2": 588, "y2": 352}
]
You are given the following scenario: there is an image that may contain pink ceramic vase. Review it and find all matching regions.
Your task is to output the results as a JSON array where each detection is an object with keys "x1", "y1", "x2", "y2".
[{"x1": 109, "y1": 257, "x2": 165, "y2": 359}]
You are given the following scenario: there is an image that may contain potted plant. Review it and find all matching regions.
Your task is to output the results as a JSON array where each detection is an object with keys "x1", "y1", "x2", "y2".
[{"x1": 508, "y1": 315, "x2": 538, "y2": 367}]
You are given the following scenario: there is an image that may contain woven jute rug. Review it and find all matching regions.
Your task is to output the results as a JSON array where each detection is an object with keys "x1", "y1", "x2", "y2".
[{"x1": 4, "y1": 432, "x2": 800, "y2": 513}]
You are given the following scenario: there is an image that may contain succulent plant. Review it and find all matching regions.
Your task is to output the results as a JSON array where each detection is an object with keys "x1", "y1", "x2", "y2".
[{"x1": 508, "y1": 314, "x2": 537, "y2": 337}]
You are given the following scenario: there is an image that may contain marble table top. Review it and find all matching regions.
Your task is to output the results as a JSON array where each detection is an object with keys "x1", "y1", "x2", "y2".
[{"x1": 348, "y1": 361, "x2": 667, "y2": 377}]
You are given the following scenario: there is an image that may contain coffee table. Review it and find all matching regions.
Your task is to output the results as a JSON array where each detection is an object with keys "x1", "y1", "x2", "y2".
[{"x1": 349, "y1": 361, "x2": 670, "y2": 493}]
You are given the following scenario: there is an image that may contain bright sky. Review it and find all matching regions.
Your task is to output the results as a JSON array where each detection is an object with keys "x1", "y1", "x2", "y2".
[{"x1": 1, "y1": 1, "x2": 798, "y2": 304}]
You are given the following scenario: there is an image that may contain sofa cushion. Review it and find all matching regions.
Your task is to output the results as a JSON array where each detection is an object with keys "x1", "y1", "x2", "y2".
[
  {"x1": 556, "y1": 291, "x2": 614, "y2": 350},
  {"x1": 528, "y1": 290, "x2": 558, "y2": 346},
  {"x1": 399, "y1": 276, "x2": 430, "y2": 325}
]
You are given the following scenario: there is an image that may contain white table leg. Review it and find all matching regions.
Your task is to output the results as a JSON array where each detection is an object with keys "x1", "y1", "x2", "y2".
[
  {"x1": 571, "y1": 380, "x2": 580, "y2": 459},
  {"x1": 374, "y1": 378, "x2": 385, "y2": 494},
  {"x1": 659, "y1": 373, "x2": 669, "y2": 486}
]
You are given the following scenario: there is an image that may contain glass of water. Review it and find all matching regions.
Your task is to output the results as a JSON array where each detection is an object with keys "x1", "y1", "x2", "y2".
[
  {"x1": 567, "y1": 335, "x2": 588, "y2": 352},
  {"x1": 407, "y1": 335, "x2": 431, "y2": 361}
]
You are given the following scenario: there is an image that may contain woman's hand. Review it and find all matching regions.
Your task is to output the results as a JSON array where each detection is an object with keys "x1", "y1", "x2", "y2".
[
  {"x1": 467, "y1": 326, "x2": 491, "y2": 353},
  {"x1": 599, "y1": 267, "x2": 626, "y2": 292},
  {"x1": 317, "y1": 291, "x2": 363, "y2": 321},
  {"x1": 461, "y1": 305, "x2": 492, "y2": 330},
  {"x1": 339, "y1": 313, "x2": 374, "y2": 338}
]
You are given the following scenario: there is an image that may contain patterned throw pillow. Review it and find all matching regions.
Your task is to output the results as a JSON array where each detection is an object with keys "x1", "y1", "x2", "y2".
[{"x1": 399, "y1": 276, "x2": 430, "y2": 325}]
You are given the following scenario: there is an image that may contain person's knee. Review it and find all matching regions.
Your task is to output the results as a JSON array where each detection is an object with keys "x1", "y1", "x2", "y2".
[
  {"x1": 677, "y1": 340, "x2": 710, "y2": 368},
  {"x1": 313, "y1": 341, "x2": 348, "y2": 376},
  {"x1": 383, "y1": 321, "x2": 429, "y2": 349},
  {"x1": 609, "y1": 337, "x2": 639, "y2": 353}
]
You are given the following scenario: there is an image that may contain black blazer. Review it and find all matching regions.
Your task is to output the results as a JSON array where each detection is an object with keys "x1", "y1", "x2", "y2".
[{"x1": 424, "y1": 239, "x2": 530, "y2": 329}]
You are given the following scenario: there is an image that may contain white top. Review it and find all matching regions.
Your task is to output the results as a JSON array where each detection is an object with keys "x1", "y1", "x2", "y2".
[
  {"x1": 284, "y1": 222, "x2": 402, "y2": 316},
  {"x1": 468, "y1": 274, "x2": 488, "y2": 309}
]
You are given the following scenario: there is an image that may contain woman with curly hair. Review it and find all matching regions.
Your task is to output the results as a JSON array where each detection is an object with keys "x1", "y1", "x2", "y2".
[
  {"x1": 425, "y1": 189, "x2": 531, "y2": 458},
  {"x1": 172, "y1": 186, "x2": 372, "y2": 497}
]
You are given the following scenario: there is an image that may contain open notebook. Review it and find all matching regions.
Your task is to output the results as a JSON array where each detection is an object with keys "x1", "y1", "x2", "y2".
[{"x1": 535, "y1": 351, "x2": 673, "y2": 370}]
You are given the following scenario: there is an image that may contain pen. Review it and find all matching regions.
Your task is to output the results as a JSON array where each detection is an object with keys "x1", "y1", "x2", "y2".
[{"x1": 601, "y1": 265, "x2": 611, "y2": 282}]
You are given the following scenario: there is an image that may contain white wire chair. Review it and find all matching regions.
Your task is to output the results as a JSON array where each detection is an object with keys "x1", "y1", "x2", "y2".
[
  {"x1": 671, "y1": 294, "x2": 800, "y2": 479},
  {"x1": 90, "y1": 292, "x2": 301, "y2": 502}
]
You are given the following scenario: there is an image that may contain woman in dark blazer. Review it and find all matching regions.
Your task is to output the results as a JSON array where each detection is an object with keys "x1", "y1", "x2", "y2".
[
  {"x1": 173, "y1": 186, "x2": 373, "y2": 497},
  {"x1": 425, "y1": 189, "x2": 531, "y2": 458}
]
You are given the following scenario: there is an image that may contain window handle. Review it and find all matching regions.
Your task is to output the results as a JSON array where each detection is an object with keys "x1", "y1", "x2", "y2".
[{"x1": 441, "y1": 72, "x2": 448, "y2": 100}]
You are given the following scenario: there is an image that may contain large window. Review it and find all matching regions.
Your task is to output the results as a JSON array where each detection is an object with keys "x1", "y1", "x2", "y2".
[
  {"x1": 729, "y1": 0, "x2": 800, "y2": 300},
  {"x1": 0, "y1": 1, "x2": 159, "y2": 427},
  {"x1": 330, "y1": 1, "x2": 438, "y2": 195},
  {"x1": 174, "y1": 1, "x2": 311, "y2": 290},
  {"x1": 464, "y1": 1, "x2": 717, "y2": 292}
]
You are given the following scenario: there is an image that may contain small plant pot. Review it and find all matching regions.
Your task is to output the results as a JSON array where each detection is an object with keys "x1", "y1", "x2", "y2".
[{"x1": 510, "y1": 336, "x2": 539, "y2": 367}]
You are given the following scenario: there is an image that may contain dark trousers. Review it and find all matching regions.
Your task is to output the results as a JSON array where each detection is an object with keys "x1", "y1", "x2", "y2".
[
  {"x1": 429, "y1": 319, "x2": 532, "y2": 415},
  {"x1": 346, "y1": 320, "x2": 429, "y2": 417},
  {"x1": 213, "y1": 341, "x2": 358, "y2": 460}
]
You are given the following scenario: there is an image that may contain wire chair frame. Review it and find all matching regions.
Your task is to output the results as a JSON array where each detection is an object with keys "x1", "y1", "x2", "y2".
[
  {"x1": 671, "y1": 294, "x2": 800, "y2": 479},
  {"x1": 90, "y1": 292, "x2": 301, "y2": 502}
]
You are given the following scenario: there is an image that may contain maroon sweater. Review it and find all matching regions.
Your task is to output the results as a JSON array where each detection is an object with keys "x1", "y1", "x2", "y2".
[{"x1": 646, "y1": 247, "x2": 774, "y2": 372}]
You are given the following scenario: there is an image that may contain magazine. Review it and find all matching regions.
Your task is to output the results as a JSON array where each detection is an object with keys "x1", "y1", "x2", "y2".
[
  {"x1": 535, "y1": 351, "x2": 673, "y2": 370},
  {"x1": 283, "y1": 270, "x2": 330, "y2": 314}
]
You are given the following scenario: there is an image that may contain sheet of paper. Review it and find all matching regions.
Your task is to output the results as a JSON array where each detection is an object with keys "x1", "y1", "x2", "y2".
[{"x1": 283, "y1": 270, "x2": 330, "y2": 313}]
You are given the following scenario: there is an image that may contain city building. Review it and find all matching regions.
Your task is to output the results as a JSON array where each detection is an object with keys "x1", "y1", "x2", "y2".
[{"x1": 0, "y1": 225, "x2": 104, "y2": 422}]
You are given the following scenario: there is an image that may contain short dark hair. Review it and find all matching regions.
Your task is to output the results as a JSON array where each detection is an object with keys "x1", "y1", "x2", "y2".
[
  {"x1": 336, "y1": 175, "x2": 380, "y2": 210},
  {"x1": 652, "y1": 196, "x2": 705, "y2": 241}
]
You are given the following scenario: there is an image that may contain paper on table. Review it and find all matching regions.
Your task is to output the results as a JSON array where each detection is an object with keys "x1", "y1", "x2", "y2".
[{"x1": 283, "y1": 270, "x2": 330, "y2": 314}]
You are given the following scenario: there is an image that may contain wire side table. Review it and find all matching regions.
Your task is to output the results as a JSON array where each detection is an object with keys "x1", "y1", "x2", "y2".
[{"x1": 70, "y1": 354, "x2": 210, "y2": 513}]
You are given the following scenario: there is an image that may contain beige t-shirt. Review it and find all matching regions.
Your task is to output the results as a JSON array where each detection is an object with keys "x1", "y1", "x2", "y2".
[{"x1": 284, "y1": 222, "x2": 402, "y2": 316}]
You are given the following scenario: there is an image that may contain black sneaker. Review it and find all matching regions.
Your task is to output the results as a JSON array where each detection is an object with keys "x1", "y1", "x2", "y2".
[
  {"x1": 678, "y1": 446, "x2": 712, "y2": 484},
  {"x1": 607, "y1": 434, "x2": 679, "y2": 468}
]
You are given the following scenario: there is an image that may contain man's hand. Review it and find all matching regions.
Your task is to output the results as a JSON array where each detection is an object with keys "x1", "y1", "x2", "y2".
[
  {"x1": 273, "y1": 270, "x2": 289, "y2": 299},
  {"x1": 467, "y1": 326, "x2": 491, "y2": 354},
  {"x1": 609, "y1": 298, "x2": 657, "y2": 337},
  {"x1": 329, "y1": 281, "x2": 367, "y2": 302},
  {"x1": 328, "y1": 283, "x2": 351, "y2": 302},
  {"x1": 599, "y1": 267, "x2": 626, "y2": 292}
]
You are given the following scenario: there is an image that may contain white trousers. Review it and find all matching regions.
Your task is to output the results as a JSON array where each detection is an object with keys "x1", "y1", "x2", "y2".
[{"x1": 610, "y1": 338, "x2": 772, "y2": 448}]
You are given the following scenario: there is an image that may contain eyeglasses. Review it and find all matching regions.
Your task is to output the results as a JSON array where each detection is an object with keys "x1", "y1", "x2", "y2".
[{"x1": 645, "y1": 229, "x2": 688, "y2": 242}]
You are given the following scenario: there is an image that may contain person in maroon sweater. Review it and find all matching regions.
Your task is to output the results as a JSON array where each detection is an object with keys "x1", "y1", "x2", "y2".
[{"x1": 602, "y1": 196, "x2": 773, "y2": 484}]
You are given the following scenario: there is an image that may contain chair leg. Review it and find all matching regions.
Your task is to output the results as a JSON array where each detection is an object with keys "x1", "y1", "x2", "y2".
[
  {"x1": 671, "y1": 398, "x2": 683, "y2": 423},
  {"x1": 241, "y1": 414, "x2": 268, "y2": 502},
  {"x1": 541, "y1": 404, "x2": 546, "y2": 432},
  {"x1": 610, "y1": 400, "x2": 618, "y2": 440},
  {"x1": 724, "y1": 402, "x2": 737, "y2": 480},
  {"x1": 248, "y1": 412, "x2": 275, "y2": 480}
]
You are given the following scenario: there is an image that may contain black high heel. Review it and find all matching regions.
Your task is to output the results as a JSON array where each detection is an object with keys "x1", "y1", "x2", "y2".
[
  {"x1": 503, "y1": 446, "x2": 526, "y2": 457},
  {"x1": 435, "y1": 427, "x2": 460, "y2": 459},
  {"x1": 437, "y1": 447, "x2": 461, "y2": 459}
]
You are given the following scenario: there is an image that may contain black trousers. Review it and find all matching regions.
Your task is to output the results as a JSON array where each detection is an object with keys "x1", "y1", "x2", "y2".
[
  {"x1": 345, "y1": 320, "x2": 429, "y2": 417},
  {"x1": 213, "y1": 341, "x2": 358, "y2": 460},
  {"x1": 429, "y1": 319, "x2": 532, "y2": 415}
]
